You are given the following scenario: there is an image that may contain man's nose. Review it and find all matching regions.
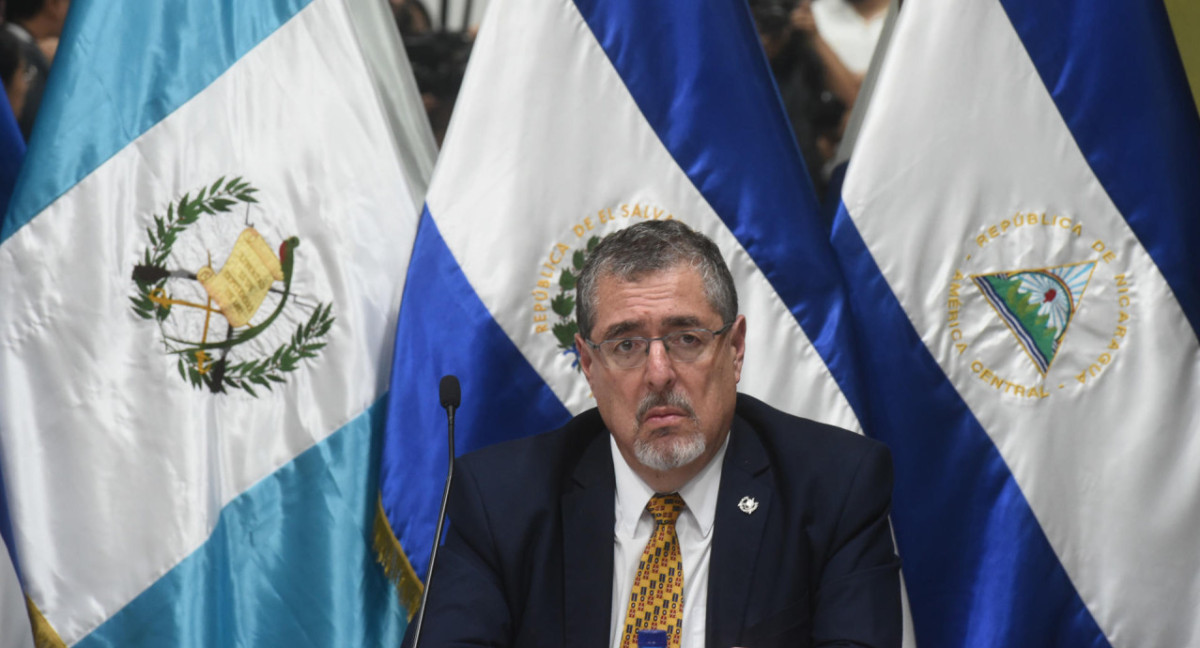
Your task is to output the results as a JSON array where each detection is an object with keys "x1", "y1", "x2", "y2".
[{"x1": 643, "y1": 339, "x2": 676, "y2": 389}]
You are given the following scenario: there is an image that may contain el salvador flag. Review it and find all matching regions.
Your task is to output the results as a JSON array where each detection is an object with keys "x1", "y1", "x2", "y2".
[
  {"x1": 377, "y1": 0, "x2": 875, "y2": 619},
  {"x1": 0, "y1": 0, "x2": 435, "y2": 645},
  {"x1": 834, "y1": 1, "x2": 1200, "y2": 646}
]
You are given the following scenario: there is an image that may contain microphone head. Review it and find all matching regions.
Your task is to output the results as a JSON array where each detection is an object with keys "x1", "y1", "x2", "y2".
[{"x1": 439, "y1": 375, "x2": 461, "y2": 409}]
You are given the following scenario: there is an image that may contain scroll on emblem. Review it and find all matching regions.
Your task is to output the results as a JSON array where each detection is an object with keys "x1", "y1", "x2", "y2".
[{"x1": 196, "y1": 227, "x2": 285, "y2": 328}]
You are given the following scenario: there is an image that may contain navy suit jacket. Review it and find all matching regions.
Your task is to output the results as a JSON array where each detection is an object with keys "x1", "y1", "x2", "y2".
[{"x1": 413, "y1": 394, "x2": 901, "y2": 647}]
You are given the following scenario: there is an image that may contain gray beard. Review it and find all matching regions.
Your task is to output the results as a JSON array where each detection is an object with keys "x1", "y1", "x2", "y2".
[
  {"x1": 633, "y1": 390, "x2": 705, "y2": 471},
  {"x1": 634, "y1": 429, "x2": 707, "y2": 472}
]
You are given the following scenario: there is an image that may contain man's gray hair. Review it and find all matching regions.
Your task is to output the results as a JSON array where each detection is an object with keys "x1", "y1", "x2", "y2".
[{"x1": 575, "y1": 220, "x2": 738, "y2": 340}]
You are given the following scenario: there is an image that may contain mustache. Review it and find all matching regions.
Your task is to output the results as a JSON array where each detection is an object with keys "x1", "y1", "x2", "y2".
[{"x1": 636, "y1": 390, "x2": 697, "y2": 423}]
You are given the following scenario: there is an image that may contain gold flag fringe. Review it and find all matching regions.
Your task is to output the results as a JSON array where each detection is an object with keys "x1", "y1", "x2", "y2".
[
  {"x1": 373, "y1": 495, "x2": 424, "y2": 621},
  {"x1": 26, "y1": 596, "x2": 66, "y2": 648},
  {"x1": 1164, "y1": 0, "x2": 1200, "y2": 117}
]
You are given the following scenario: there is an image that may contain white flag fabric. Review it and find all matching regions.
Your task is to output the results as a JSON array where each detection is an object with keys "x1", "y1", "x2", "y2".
[
  {"x1": 834, "y1": 0, "x2": 1200, "y2": 646},
  {"x1": 0, "y1": 0, "x2": 435, "y2": 644},
  {"x1": 378, "y1": 0, "x2": 868, "y2": 612},
  {"x1": 0, "y1": 85, "x2": 33, "y2": 648},
  {"x1": 1, "y1": 531, "x2": 33, "y2": 648}
]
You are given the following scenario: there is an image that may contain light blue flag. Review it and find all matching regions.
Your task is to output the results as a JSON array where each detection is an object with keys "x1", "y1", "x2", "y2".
[
  {"x1": 833, "y1": 0, "x2": 1200, "y2": 646},
  {"x1": 0, "y1": 85, "x2": 29, "y2": 621},
  {"x1": 0, "y1": 0, "x2": 435, "y2": 644},
  {"x1": 378, "y1": 0, "x2": 871, "y2": 618}
]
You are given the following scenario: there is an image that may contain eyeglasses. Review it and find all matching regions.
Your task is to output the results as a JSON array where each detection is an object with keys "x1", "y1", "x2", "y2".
[{"x1": 584, "y1": 322, "x2": 733, "y2": 370}]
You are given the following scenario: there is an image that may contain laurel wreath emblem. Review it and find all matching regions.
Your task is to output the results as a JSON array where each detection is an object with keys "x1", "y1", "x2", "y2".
[
  {"x1": 129, "y1": 177, "x2": 334, "y2": 396},
  {"x1": 550, "y1": 235, "x2": 599, "y2": 370}
]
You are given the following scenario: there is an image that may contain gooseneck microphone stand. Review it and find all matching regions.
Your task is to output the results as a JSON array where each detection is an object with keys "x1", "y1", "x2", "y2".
[{"x1": 409, "y1": 374, "x2": 460, "y2": 648}]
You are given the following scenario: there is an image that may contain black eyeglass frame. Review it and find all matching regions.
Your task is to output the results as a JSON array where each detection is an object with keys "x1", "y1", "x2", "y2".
[{"x1": 582, "y1": 321, "x2": 735, "y2": 368}]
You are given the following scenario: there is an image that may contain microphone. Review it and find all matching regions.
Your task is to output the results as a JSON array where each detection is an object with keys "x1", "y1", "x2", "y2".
[
  {"x1": 439, "y1": 374, "x2": 461, "y2": 411},
  {"x1": 410, "y1": 375, "x2": 460, "y2": 648}
]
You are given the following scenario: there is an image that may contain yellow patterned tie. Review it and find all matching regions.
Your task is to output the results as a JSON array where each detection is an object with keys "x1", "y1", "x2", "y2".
[{"x1": 620, "y1": 493, "x2": 685, "y2": 648}]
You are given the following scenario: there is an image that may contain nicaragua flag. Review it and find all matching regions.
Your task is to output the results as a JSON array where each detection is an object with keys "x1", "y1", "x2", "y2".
[
  {"x1": 833, "y1": 0, "x2": 1200, "y2": 646},
  {"x1": 377, "y1": 0, "x2": 870, "y2": 614},
  {"x1": 0, "y1": 0, "x2": 436, "y2": 645}
]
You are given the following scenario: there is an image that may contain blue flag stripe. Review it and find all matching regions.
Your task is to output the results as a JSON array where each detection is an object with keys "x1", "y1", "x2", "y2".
[
  {"x1": 830, "y1": 206, "x2": 1110, "y2": 648},
  {"x1": 0, "y1": 97, "x2": 25, "y2": 217},
  {"x1": 571, "y1": 0, "x2": 867, "y2": 424},
  {"x1": 76, "y1": 399, "x2": 403, "y2": 647},
  {"x1": 2, "y1": 0, "x2": 313, "y2": 241},
  {"x1": 998, "y1": 0, "x2": 1200, "y2": 341},
  {"x1": 381, "y1": 209, "x2": 572, "y2": 580}
]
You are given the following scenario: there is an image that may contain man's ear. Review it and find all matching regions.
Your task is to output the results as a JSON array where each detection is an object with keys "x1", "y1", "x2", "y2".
[
  {"x1": 730, "y1": 315, "x2": 747, "y2": 383},
  {"x1": 576, "y1": 333, "x2": 595, "y2": 381}
]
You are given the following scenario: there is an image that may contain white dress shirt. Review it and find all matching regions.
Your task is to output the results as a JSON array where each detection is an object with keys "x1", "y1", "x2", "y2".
[{"x1": 608, "y1": 432, "x2": 729, "y2": 648}]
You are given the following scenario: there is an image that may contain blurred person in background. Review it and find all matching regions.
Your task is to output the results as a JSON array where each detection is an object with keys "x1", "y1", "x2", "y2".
[
  {"x1": 0, "y1": 27, "x2": 27, "y2": 119},
  {"x1": 392, "y1": 0, "x2": 432, "y2": 36},
  {"x1": 4, "y1": 0, "x2": 69, "y2": 141},
  {"x1": 35, "y1": 30, "x2": 54, "y2": 62},
  {"x1": 789, "y1": 0, "x2": 873, "y2": 114},
  {"x1": 393, "y1": 0, "x2": 472, "y2": 147},
  {"x1": 806, "y1": 0, "x2": 887, "y2": 100},
  {"x1": 751, "y1": 0, "x2": 847, "y2": 200},
  {"x1": 811, "y1": 87, "x2": 849, "y2": 200}
]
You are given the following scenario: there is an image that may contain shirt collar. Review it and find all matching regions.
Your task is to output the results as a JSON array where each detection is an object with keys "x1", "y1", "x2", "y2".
[{"x1": 610, "y1": 430, "x2": 729, "y2": 538}]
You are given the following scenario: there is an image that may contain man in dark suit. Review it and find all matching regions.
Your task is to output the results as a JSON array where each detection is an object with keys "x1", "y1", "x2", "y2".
[{"x1": 415, "y1": 220, "x2": 900, "y2": 647}]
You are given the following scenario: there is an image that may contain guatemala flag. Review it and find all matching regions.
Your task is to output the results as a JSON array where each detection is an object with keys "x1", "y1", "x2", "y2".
[
  {"x1": 378, "y1": 0, "x2": 869, "y2": 616},
  {"x1": 833, "y1": 1, "x2": 1200, "y2": 646},
  {"x1": 2, "y1": 465, "x2": 32, "y2": 648},
  {"x1": 0, "y1": 0, "x2": 435, "y2": 645},
  {"x1": 0, "y1": 79, "x2": 32, "y2": 648}
]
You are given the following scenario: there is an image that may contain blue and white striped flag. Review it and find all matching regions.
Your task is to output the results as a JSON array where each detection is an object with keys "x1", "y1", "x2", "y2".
[
  {"x1": 377, "y1": 0, "x2": 868, "y2": 612},
  {"x1": 0, "y1": 0, "x2": 435, "y2": 644},
  {"x1": 833, "y1": 1, "x2": 1200, "y2": 646},
  {"x1": 0, "y1": 74, "x2": 32, "y2": 648}
]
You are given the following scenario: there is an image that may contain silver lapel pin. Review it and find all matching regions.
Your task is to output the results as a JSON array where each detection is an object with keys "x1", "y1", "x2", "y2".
[{"x1": 737, "y1": 496, "x2": 758, "y2": 515}]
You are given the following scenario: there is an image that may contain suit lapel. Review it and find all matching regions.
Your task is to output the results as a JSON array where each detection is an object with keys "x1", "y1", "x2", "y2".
[
  {"x1": 562, "y1": 430, "x2": 616, "y2": 648},
  {"x1": 705, "y1": 416, "x2": 773, "y2": 648}
]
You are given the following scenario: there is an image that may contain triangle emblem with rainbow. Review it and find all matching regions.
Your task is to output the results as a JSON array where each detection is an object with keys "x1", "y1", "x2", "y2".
[{"x1": 971, "y1": 260, "x2": 1098, "y2": 375}]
